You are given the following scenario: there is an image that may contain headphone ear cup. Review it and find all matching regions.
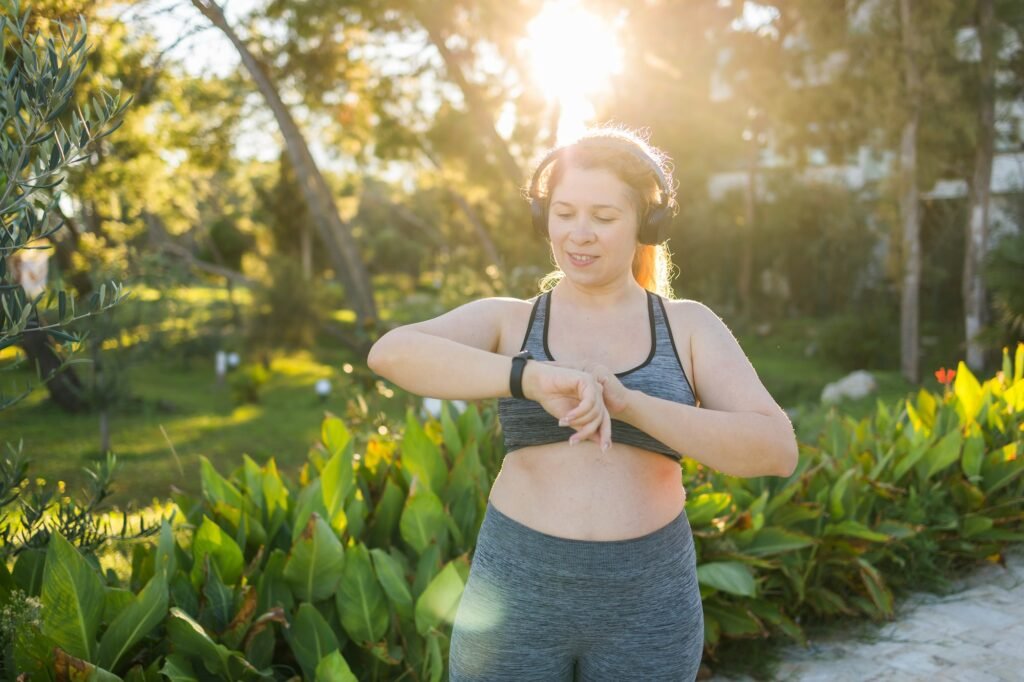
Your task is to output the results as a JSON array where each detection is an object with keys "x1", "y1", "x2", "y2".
[
  {"x1": 531, "y1": 197, "x2": 548, "y2": 238},
  {"x1": 640, "y1": 205, "x2": 672, "y2": 245}
]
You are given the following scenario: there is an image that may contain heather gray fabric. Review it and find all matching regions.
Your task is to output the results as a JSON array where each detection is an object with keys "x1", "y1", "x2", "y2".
[
  {"x1": 497, "y1": 289, "x2": 696, "y2": 462},
  {"x1": 448, "y1": 500, "x2": 704, "y2": 681}
]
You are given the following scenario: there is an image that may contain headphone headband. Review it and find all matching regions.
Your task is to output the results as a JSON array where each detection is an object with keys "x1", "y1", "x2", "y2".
[{"x1": 527, "y1": 136, "x2": 676, "y2": 245}]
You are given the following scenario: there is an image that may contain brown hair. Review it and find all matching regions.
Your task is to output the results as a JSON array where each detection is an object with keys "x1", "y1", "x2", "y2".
[{"x1": 533, "y1": 125, "x2": 678, "y2": 299}]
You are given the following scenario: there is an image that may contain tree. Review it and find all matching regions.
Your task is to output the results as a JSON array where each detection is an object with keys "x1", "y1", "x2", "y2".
[
  {"x1": 190, "y1": 0, "x2": 378, "y2": 330},
  {"x1": 1, "y1": 0, "x2": 131, "y2": 411}
]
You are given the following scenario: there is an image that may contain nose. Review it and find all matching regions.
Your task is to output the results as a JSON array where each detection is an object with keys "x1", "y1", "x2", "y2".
[{"x1": 568, "y1": 215, "x2": 596, "y2": 243}]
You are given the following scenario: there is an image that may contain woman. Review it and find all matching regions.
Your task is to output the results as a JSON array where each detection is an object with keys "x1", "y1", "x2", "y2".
[{"x1": 367, "y1": 126, "x2": 799, "y2": 681}]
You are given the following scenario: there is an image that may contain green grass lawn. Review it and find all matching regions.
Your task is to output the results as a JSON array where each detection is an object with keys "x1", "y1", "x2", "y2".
[{"x1": 0, "y1": 284, "x2": 943, "y2": 510}]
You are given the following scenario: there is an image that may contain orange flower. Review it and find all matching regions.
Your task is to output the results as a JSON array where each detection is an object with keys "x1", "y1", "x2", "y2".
[{"x1": 934, "y1": 367, "x2": 956, "y2": 385}]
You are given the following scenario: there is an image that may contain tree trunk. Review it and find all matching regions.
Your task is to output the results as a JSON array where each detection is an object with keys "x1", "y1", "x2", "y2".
[
  {"x1": 899, "y1": 0, "x2": 921, "y2": 385},
  {"x1": 191, "y1": 0, "x2": 378, "y2": 326},
  {"x1": 17, "y1": 317, "x2": 88, "y2": 413},
  {"x1": 416, "y1": 14, "x2": 523, "y2": 186},
  {"x1": 963, "y1": 0, "x2": 995, "y2": 372}
]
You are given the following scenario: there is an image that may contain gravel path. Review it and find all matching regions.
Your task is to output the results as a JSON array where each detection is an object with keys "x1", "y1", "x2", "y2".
[{"x1": 705, "y1": 542, "x2": 1024, "y2": 681}]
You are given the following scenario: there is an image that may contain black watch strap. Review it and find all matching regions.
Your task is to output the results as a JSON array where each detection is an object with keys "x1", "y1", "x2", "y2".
[{"x1": 510, "y1": 350, "x2": 533, "y2": 399}]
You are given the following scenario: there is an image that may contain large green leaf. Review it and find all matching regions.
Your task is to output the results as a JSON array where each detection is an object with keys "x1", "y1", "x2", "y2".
[
  {"x1": 285, "y1": 602, "x2": 339, "y2": 681},
  {"x1": 40, "y1": 531, "x2": 104, "y2": 661},
  {"x1": 695, "y1": 561, "x2": 756, "y2": 597},
  {"x1": 166, "y1": 607, "x2": 232, "y2": 676},
  {"x1": 401, "y1": 409, "x2": 447, "y2": 495},
  {"x1": 400, "y1": 489, "x2": 447, "y2": 555},
  {"x1": 283, "y1": 513, "x2": 345, "y2": 602},
  {"x1": 961, "y1": 431, "x2": 985, "y2": 480},
  {"x1": 367, "y1": 478, "x2": 404, "y2": 548},
  {"x1": 336, "y1": 543, "x2": 389, "y2": 644},
  {"x1": 316, "y1": 650, "x2": 359, "y2": 682},
  {"x1": 291, "y1": 478, "x2": 330, "y2": 544},
  {"x1": 189, "y1": 515, "x2": 244, "y2": 589},
  {"x1": 322, "y1": 422, "x2": 356, "y2": 535},
  {"x1": 369, "y1": 548, "x2": 413, "y2": 619},
  {"x1": 703, "y1": 602, "x2": 763, "y2": 637},
  {"x1": 743, "y1": 527, "x2": 816, "y2": 556},
  {"x1": 684, "y1": 492, "x2": 732, "y2": 526},
  {"x1": 155, "y1": 518, "x2": 178, "y2": 578},
  {"x1": 919, "y1": 429, "x2": 963, "y2": 481},
  {"x1": 414, "y1": 560, "x2": 465, "y2": 636},
  {"x1": 97, "y1": 572, "x2": 169, "y2": 671},
  {"x1": 53, "y1": 647, "x2": 122, "y2": 681},
  {"x1": 160, "y1": 654, "x2": 198, "y2": 682},
  {"x1": 823, "y1": 520, "x2": 891, "y2": 543}
]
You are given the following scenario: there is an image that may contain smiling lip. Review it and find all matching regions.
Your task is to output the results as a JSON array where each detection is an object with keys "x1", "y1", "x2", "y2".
[{"x1": 568, "y1": 252, "x2": 598, "y2": 266}]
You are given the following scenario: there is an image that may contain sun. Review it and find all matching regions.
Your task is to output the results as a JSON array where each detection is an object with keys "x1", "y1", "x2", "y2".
[{"x1": 521, "y1": 1, "x2": 625, "y2": 143}]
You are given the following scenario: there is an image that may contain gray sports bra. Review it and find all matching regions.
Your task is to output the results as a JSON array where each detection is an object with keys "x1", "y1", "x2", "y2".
[{"x1": 497, "y1": 289, "x2": 697, "y2": 461}]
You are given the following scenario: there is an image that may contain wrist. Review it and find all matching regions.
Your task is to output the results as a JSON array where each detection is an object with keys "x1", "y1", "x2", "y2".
[
  {"x1": 520, "y1": 360, "x2": 541, "y2": 400},
  {"x1": 618, "y1": 388, "x2": 645, "y2": 425}
]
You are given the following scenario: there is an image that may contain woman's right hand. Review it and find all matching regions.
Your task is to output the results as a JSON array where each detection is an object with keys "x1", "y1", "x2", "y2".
[{"x1": 521, "y1": 362, "x2": 612, "y2": 450}]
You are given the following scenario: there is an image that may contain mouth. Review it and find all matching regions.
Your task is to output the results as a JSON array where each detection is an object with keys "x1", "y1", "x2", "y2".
[{"x1": 568, "y1": 252, "x2": 598, "y2": 266}]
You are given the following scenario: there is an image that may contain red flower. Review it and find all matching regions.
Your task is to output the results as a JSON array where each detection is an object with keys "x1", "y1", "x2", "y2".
[{"x1": 934, "y1": 367, "x2": 956, "y2": 385}]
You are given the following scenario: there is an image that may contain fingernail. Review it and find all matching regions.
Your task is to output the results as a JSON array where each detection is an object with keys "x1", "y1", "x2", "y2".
[
  {"x1": 569, "y1": 436, "x2": 577, "y2": 446},
  {"x1": 559, "y1": 417, "x2": 568, "y2": 426},
  {"x1": 601, "y1": 441, "x2": 610, "y2": 452}
]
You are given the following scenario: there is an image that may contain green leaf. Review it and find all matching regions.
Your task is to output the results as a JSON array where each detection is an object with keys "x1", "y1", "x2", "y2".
[
  {"x1": 684, "y1": 492, "x2": 732, "y2": 526},
  {"x1": 703, "y1": 602, "x2": 763, "y2": 636},
  {"x1": 285, "y1": 602, "x2": 339, "y2": 681},
  {"x1": 369, "y1": 548, "x2": 413, "y2": 619},
  {"x1": 400, "y1": 488, "x2": 447, "y2": 555},
  {"x1": 40, "y1": 531, "x2": 104, "y2": 660},
  {"x1": 316, "y1": 649, "x2": 359, "y2": 682},
  {"x1": 828, "y1": 469, "x2": 856, "y2": 520},
  {"x1": 919, "y1": 429, "x2": 963, "y2": 481},
  {"x1": 823, "y1": 520, "x2": 891, "y2": 543},
  {"x1": 189, "y1": 515, "x2": 244, "y2": 589},
  {"x1": 961, "y1": 432, "x2": 985, "y2": 480},
  {"x1": 857, "y1": 558, "x2": 893, "y2": 616},
  {"x1": 165, "y1": 607, "x2": 232, "y2": 676},
  {"x1": 440, "y1": 401, "x2": 463, "y2": 455},
  {"x1": 96, "y1": 572, "x2": 169, "y2": 670},
  {"x1": 401, "y1": 409, "x2": 447, "y2": 495},
  {"x1": 414, "y1": 560, "x2": 466, "y2": 636},
  {"x1": 322, "y1": 415, "x2": 352, "y2": 458},
  {"x1": 283, "y1": 513, "x2": 345, "y2": 602},
  {"x1": 696, "y1": 561, "x2": 756, "y2": 597},
  {"x1": 743, "y1": 527, "x2": 816, "y2": 556},
  {"x1": 321, "y1": 444, "x2": 354, "y2": 536},
  {"x1": 336, "y1": 543, "x2": 389, "y2": 644},
  {"x1": 160, "y1": 654, "x2": 198, "y2": 682}
]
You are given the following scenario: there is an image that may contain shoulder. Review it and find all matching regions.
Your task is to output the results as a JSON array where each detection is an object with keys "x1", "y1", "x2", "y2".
[{"x1": 660, "y1": 297, "x2": 717, "y2": 333}]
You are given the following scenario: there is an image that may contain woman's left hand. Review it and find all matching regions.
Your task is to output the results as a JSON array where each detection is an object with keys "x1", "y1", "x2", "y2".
[{"x1": 546, "y1": 360, "x2": 633, "y2": 420}]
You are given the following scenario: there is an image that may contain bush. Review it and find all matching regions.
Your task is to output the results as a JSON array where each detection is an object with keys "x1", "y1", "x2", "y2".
[{"x1": 2, "y1": 346, "x2": 1021, "y2": 679}]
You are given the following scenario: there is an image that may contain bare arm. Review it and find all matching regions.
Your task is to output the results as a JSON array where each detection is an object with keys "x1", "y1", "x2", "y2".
[
  {"x1": 618, "y1": 301, "x2": 799, "y2": 478},
  {"x1": 367, "y1": 297, "x2": 612, "y2": 445},
  {"x1": 366, "y1": 298, "x2": 513, "y2": 400}
]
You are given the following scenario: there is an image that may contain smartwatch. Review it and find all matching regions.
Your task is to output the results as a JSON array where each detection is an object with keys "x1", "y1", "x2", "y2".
[{"x1": 510, "y1": 350, "x2": 533, "y2": 399}]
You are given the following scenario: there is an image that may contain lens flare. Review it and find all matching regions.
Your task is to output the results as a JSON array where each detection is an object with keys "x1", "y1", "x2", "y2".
[{"x1": 521, "y1": 1, "x2": 624, "y2": 143}]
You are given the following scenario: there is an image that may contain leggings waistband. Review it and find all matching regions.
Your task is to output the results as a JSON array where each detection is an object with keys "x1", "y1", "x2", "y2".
[{"x1": 477, "y1": 500, "x2": 695, "y2": 578}]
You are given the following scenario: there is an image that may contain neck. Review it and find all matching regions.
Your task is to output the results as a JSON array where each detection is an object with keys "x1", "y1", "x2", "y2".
[{"x1": 552, "y1": 277, "x2": 646, "y2": 313}]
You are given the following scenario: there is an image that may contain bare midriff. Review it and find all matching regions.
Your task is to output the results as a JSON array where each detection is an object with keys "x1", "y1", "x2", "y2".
[{"x1": 488, "y1": 439, "x2": 687, "y2": 541}]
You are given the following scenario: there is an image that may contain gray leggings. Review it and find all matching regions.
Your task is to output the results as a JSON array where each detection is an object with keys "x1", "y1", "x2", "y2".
[{"x1": 448, "y1": 500, "x2": 704, "y2": 681}]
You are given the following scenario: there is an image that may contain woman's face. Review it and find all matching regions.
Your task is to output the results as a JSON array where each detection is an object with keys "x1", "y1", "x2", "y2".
[{"x1": 547, "y1": 163, "x2": 639, "y2": 285}]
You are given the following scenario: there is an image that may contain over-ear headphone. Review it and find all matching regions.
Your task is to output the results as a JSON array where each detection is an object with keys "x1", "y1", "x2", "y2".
[{"x1": 527, "y1": 136, "x2": 676, "y2": 245}]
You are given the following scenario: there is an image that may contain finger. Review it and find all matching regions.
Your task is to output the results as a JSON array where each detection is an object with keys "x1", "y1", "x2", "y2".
[
  {"x1": 566, "y1": 395, "x2": 603, "y2": 432},
  {"x1": 562, "y1": 378, "x2": 599, "y2": 424},
  {"x1": 562, "y1": 381, "x2": 600, "y2": 424},
  {"x1": 570, "y1": 410, "x2": 602, "y2": 444},
  {"x1": 600, "y1": 404, "x2": 612, "y2": 451}
]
